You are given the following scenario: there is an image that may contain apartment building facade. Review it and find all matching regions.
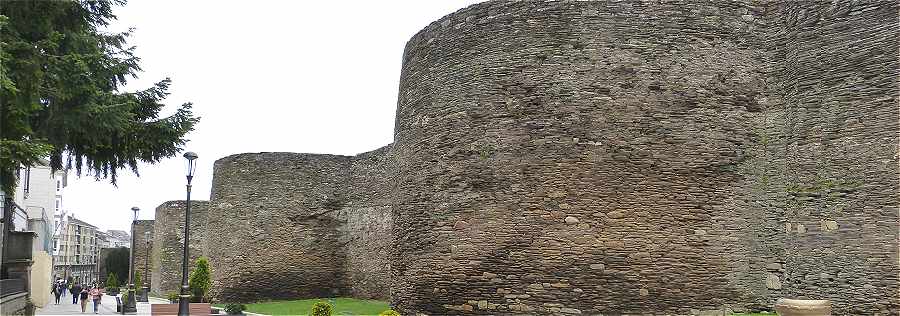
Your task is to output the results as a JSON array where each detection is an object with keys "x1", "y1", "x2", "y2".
[{"x1": 53, "y1": 216, "x2": 102, "y2": 285}]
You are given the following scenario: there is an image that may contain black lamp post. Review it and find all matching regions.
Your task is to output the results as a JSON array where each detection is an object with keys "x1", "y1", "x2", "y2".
[
  {"x1": 178, "y1": 151, "x2": 198, "y2": 316},
  {"x1": 124, "y1": 206, "x2": 139, "y2": 313},
  {"x1": 142, "y1": 231, "x2": 151, "y2": 302}
]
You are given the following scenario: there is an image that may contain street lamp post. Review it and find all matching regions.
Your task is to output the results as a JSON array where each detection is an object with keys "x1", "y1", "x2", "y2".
[
  {"x1": 143, "y1": 231, "x2": 151, "y2": 300},
  {"x1": 124, "y1": 206, "x2": 139, "y2": 313},
  {"x1": 178, "y1": 152, "x2": 198, "y2": 316}
]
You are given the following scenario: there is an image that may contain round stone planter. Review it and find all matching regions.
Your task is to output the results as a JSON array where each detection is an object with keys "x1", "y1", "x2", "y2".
[{"x1": 775, "y1": 299, "x2": 831, "y2": 316}]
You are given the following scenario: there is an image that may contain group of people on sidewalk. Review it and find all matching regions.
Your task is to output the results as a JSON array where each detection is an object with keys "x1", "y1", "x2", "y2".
[{"x1": 51, "y1": 279, "x2": 104, "y2": 313}]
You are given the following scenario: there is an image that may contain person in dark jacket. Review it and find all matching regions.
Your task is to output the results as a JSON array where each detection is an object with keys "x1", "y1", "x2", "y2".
[
  {"x1": 71, "y1": 283, "x2": 82, "y2": 304},
  {"x1": 79, "y1": 287, "x2": 90, "y2": 313},
  {"x1": 51, "y1": 282, "x2": 61, "y2": 304}
]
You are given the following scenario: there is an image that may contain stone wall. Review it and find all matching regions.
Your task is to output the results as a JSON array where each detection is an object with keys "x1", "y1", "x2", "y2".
[
  {"x1": 344, "y1": 146, "x2": 395, "y2": 300},
  {"x1": 205, "y1": 147, "x2": 396, "y2": 303},
  {"x1": 151, "y1": 200, "x2": 208, "y2": 296},
  {"x1": 195, "y1": 0, "x2": 897, "y2": 314},
  {"x1": 757, "y1": 1, "x2": 899, "y2": 314},
  {"x1": 389, "y1": 1, "x2": 897, "y2": 315},
  {"x1": 132, "y1": 220, "x2": 154, "y2": 289}
]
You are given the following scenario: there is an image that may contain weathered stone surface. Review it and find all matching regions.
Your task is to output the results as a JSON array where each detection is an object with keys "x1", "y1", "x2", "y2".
[
  {"x1": 389, "y1": 1, "x2": 898, "y2": 315},
  {"x1": 205, "y1": 148, "x2": 394, "y2": 302},
  {"x1": 774, "y1": 299, "x2": 831, "y2": 316},
  {"x1": 172, "y1": 0, "x2": 898, "y2": 314},
  {"x1": 150, "y1": 200, "x2": 207, "y2": 296},
  {"x1": 132, "y1": 220, "x2": 154, "y2": 289}
]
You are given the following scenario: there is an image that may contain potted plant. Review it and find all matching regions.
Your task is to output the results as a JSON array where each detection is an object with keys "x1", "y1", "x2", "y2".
[{"x1": 167, "y1": 292, "x2": 179, "y2": 304}]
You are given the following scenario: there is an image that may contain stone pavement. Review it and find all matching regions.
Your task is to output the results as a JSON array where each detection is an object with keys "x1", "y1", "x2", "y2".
[
  {"x1": 36, "y1": 294, "x2": 169, "y2": 316},
  {"x1": 36, "y1": 293, "x2": 118, "y2": 315}
]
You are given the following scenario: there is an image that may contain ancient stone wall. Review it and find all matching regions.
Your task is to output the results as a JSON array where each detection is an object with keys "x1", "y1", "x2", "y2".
[
  {"x1": 390, "y1": 1, "x2": 898, "y2": 315},
  {"x1": 344, "y1": 145, "x2": 395, "y2": 300},
  {"x1": 132, "y1": 220, "x2": 154, "y2": 289},
  {"x1": 757, "y1": 1, "x2": 899, "y2": 314},
  {"x1": 151, "y1": 200, "x2": 208, "y2": 296},
  {"x1": 205, "y1": 148, "x2": 396, "y2": 302},
  {"x1": 196, "y1": 0, "x2": 897, "y2": 314}
]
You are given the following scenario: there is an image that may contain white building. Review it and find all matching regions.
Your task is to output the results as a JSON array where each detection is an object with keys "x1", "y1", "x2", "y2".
[
  {"x1": 8, "y1": 161, "x2": 67, "y2": 308},
  {"x1": 104, "y1": 230, "x2": 131, "y2": 248}
]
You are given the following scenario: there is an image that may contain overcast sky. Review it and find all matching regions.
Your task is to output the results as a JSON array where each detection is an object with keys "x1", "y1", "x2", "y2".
[{"x1": 64, "y1": 0, "x2": 483, "y2": 232}]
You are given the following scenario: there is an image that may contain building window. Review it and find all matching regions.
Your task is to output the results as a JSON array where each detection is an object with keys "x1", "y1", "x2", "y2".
[{"x1": 22, "y1": 167, "x2": 31, "y2": 198}]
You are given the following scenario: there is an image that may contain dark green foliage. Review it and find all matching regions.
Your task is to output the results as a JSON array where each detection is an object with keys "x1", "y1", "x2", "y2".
[
  {"x1": 189, "y1": 256, "x2": 211, "y2": 302},
  {"x1": 104, "y1": 247, "x2": 128, "y2": 285},
  {"x1": 105, "y1": 272, "x2": 118, "y2": 288},
  {"x1": 310, "y1": 301, "x2": 333, "y2": 316},
  {"x1": 166, "y1": 292, "x2": 178, "y2": 303},
  {"x1": 0, "y1": 0, "x2": 199, "y2": 195},
  {"x1": 133, "y1": 270, "x2": 141, "y2": 288},
  {"x1": 224, "y1": 303, "x2": 246, "y2": 315}
]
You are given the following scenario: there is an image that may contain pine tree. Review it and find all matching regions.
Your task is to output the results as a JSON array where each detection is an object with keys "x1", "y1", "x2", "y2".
[{"x1": 0, "y1": 0, "x2": 199, "y2": 195}]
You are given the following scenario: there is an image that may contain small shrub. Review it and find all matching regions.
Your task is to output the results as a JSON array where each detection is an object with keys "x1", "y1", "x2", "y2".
[
  {"x1": 224, "y1": 303, "x2": 246, "y2": 315},
  {"x1": 166, "y1": 292, "x2": 179, "y2": 303},
  {"x1": 379, "y1": 310, "x2": 401, "y2": 316},
  {"x1": 134, "y1": 271, "x2": 142, "y2": 287},
  {"x1": 310, "y1": 301, "x2": 333, "y2": 316},
  {"x1": 106, "y1": 273, "x2": 119, "y2": 289},
  {"x1": 189, "y1": 257, "x2": 212, "y2": 302}
]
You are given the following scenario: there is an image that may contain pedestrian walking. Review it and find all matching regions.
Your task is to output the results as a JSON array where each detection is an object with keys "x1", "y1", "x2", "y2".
[
  {"x1": 90, "y1": 286, "x2": 102, "y2": 314},
  {"x1": 51, "y1": 283, "x2": 61, "y2": 305},
  {"x1": 79, "y1": 287, "x2": 89, "y2": 313},
  {"x1": 71, "y1": 282, "x2": 82, "y2": 304}
]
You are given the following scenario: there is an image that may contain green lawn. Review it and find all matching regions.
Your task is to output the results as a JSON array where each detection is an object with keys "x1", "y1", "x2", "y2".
[{"x1": 218, "y1": 298, "x2": 390, "y2": 316}]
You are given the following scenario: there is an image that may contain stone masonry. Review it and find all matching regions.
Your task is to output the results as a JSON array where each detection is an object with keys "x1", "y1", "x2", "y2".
[
  {"x1": 148, "y1": 1, "x2": 897, "y2": 314},
  {"x1": 205, "y1": 148, "x2": 394, "y2": 302},
  {"x1": 150, "y1": 200, "x2": 208, "y2": 296},
  {"x1": 132, "y1": 220, "x2": 154, "y2": 289}
]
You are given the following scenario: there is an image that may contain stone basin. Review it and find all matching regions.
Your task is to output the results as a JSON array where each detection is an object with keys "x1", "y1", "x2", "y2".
[{"x1": 775, "y1": 298, "x2": 831, "y2": 316}]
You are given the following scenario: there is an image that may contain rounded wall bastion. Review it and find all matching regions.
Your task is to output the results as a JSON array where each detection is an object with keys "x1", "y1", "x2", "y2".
[
  {"x1": 190, "y1": 0, "x2": 898, "y2": 314},
  {"x1": 390, "y1": 1, "x2": 771, "y2": 314},
  {"x1": 151, "y1": 200, "x2": 208, "y2": 296}
]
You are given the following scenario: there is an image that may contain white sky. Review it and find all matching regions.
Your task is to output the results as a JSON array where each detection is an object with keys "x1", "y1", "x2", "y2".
[{"x1": 64, "y1": 0, "x2": 483, "y2": 232}]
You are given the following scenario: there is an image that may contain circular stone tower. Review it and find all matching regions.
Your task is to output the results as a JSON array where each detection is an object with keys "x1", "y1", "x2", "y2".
[
  {"x1": 151, "y1": 200, "x2": 208, "y2": 296},
  {"x1": 391, "y1": 1, "x2": 769, "y2": 314},
  {"x1": 205, "y1": 152, "x2": 353, "y2": 302}
]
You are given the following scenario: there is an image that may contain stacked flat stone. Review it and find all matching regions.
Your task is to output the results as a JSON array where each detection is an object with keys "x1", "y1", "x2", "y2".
[
  {"x1": 205, "y1": 148, "x2": 395, "y2": 302},
  {"x1": 391, "y1": 1, "x2": 897, "y2": 314},
  {"x1": 179, "y1": 0, "x2": 897, "y2": 314},
  {"x1": 132, "y1": 220, "x2": 154, "y2": 289},
  {"x1": 150, "y1": 200, "x2": 208, "y2": 296}
]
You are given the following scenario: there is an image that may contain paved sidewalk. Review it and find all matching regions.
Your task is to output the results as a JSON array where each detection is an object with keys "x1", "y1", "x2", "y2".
[
  {"x1": 37, "y1": 293, "x2": 170, "y2": 316},
  {"x1": 36, "y1": 293, "x2": 118, "y2": 315}
]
